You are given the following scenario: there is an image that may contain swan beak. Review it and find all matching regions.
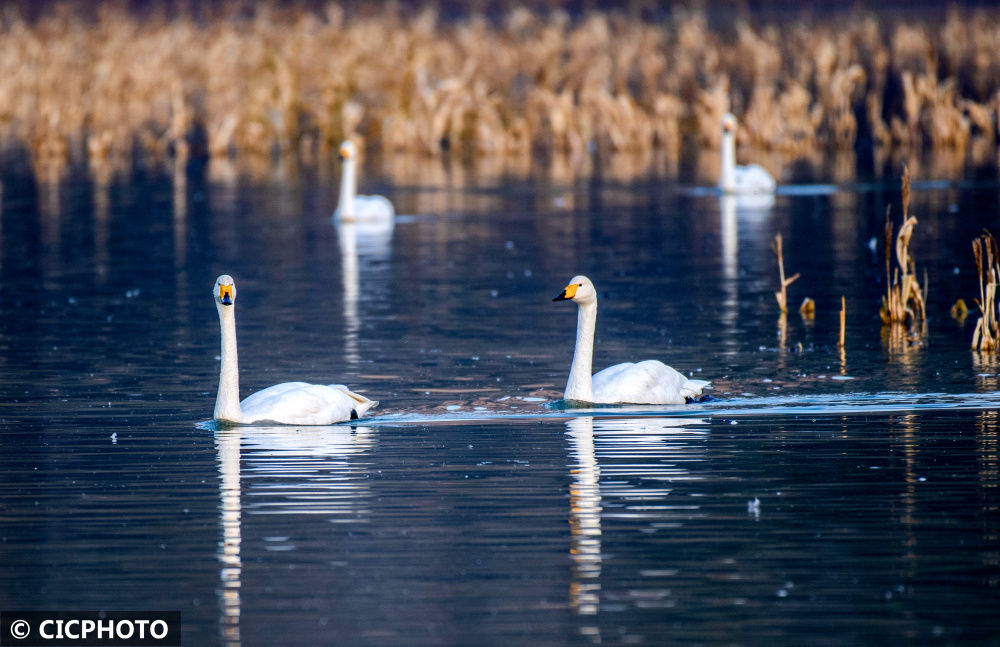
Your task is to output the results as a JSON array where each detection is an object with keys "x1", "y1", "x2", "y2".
[
  {"x1": 219, "y1": 285, "x2": 234, "y2": 306},
  {"x1": 340, "y1": 148, "x2": 352, "y2": 161},
  {"x1": 553, "y1": 284, "x2": 579, "y2": 301}
]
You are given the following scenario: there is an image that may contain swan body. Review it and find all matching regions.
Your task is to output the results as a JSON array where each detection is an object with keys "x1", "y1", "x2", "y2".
[
  {"x1": 213, "y1": 275, "x2": 377, "y2": 425},
  {"x1": 719, "y1": 113, "x2": 776, "y2": 194},
  {"x1": 553, "y1": 276, "x2": 709, "y2": 405},
  {"x1": 333, "y1": 141, "x2": 395, "y2": 223}
]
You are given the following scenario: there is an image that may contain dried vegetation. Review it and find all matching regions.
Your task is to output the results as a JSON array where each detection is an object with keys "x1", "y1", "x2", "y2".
[
  {"x1": 2, "y1": 3, "x2": 999, "y2": 169},
  {"x1": 771, "y1": 234, "x2": 799, "y2": 314},
  {"x1": 972, "y1": 231, "x2": 1000, "y2": 351},
  {"x1": 880, "y1": 168, "x2": 928, "y2": 327}
]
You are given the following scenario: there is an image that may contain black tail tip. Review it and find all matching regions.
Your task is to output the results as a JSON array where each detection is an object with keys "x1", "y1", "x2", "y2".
[{"x1": 350, "y1": 409, "x2": 359, "y2": 420}]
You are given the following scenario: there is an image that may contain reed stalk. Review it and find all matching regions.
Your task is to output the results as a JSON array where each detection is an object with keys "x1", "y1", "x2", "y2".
[
  {"x1": 771, "y1": 234, "x2": 800, "y2": 314},
  {"x1": 880, "y1": 167, "x2": 927, "y2": 326},
  {"x1": 799, "y1": 297, "x2": 815, "y2": 319},
  {"x1": 971, "y1": 231, "x2": 1000, "y2": 351}
]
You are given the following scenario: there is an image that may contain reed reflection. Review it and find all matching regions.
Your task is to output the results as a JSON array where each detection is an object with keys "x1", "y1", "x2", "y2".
[
  {"x1": 564, "y1": 415, "x2": 709, "y2": 624},
  {"x1": 973, "y1": 351, "x2": 999, "y2": 392},
  {"x1": 172, "y1": 156, "x2": 188, "y2": 271},
  {"x1": 38, "y1": 162, "x2": 62, "y2": 279},
  {"x1": 976, "y1": 408, "x2": 999, "y2": 588},
  {"x1": 216, "y1": 425, "x2": 375, "y2": 645},
  {"x1": 91, "y1": 161, "x2": 112, "y2": 284}
]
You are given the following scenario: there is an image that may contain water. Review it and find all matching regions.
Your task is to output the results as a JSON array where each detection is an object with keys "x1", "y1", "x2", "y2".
[{"x1": 1, "y1": 148, "x2": 999, "y2": 645}]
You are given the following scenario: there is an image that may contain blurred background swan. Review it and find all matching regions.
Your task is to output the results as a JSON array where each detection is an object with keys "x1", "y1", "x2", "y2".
[
  {"x1": 719, "y1": 113, "x2": 776, "y2": 195},
  {"x1": 332, "y1": 141, "x2": 395, "y2": 365},
  {"x1": 333, "y1": 141, "x2": 395, "y2": 223}
]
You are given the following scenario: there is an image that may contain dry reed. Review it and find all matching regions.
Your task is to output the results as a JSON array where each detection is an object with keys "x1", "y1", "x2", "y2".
[
  {"x1": 951, "y1": 298, "x2": 969, "y2": 322},
  {"x1": 799, "y1": 297, "x2": 815, "y2": 319},
  {"x1": 880, "y1": 167, "x2": 928, "y2": 326},
  {"x1": 971, "y1": 231, "x2": 1000, "y2": 351},
  {"x1": 0, "y1": 4, "x2": 998, "y2": 168},
  {"x1": 771, "y1": 234, "x2": 799, "y2": 314}
]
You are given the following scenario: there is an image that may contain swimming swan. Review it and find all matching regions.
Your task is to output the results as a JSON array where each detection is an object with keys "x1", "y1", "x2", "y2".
[
  {"x1": 719, "y1": 113, "x2": 776, "y2": 194},
  {"x1": 553, "y1": 276, "x2": 709, "y2": 405},
  {"x1": 333, "y1": 141, "x2": 395, "y2": 222},
  {"x1": 212, "y1": 274, "x2": 378, "y2": 424}
]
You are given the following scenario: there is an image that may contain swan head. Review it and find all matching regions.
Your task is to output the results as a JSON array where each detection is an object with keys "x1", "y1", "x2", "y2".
[
  {"x1": 214, "y1": 274, "x2": 236, "y2": 307},
  {"x1": 339, "y1": 141, "x2": 357, "y2": 162},
  {"x1": 553, "y1": 275, "x2": 597, "y2": 305},
  {"x1": 721, "y1": 113, "x2": 737, "y2": 135}
]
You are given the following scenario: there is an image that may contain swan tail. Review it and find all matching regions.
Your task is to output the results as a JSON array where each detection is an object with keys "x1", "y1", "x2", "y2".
[
  {"x1": 680, "y1": 379, "x2": 710, "y2": 401},
  {"x1": 331, "y1": 384, "x2": 379, "y2": 417}
]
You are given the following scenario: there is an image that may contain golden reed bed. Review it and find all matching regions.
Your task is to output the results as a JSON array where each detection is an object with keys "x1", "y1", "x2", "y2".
[{"x1": 2, "y1": 3, "x2": 998, "y2": 169}]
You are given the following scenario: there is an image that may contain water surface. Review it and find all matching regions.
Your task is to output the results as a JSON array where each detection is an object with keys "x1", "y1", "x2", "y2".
[{"x1": 1, "y1": 149, "x2": 999, "y2": 644}]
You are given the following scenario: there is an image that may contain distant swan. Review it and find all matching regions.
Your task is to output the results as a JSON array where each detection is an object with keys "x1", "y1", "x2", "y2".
[
  {"x1": 333, "y1": 141, "x2": 395, "y2": 222},
  {"x1": 212, "y1": 275, "x2": 377, "y2": 424},
  {"x1": 553, "y1": 276, "x2": 709, "y2": 405},
  {"x1": 719, "y1": 113, "x2": 776, "y2": 194}
]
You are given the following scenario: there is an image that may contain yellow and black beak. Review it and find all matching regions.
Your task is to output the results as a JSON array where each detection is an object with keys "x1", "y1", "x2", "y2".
[
  {"x1": 219, "y1": 284, "x2": 234, "y2": 306},
  {"x1": 340, "y1": 147, "x2": 352, "y2": 161},
  {"x1": 553, "y1": 283, "x2": 579, "y2": 302}
]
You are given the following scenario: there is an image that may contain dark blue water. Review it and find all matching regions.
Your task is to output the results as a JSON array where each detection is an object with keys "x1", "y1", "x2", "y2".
[{"x1": 1, "y1": 148, "x2": 999, "y2": 645}]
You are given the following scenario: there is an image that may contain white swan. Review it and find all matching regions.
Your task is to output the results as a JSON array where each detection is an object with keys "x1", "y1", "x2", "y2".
[
  {"x1": 553, "y1": 276, "x2": 709, "y2": 405},
  {"x1": 719, "y1": 113, "x2": 776, "y2": 194},
  {"x1": 333, "y1": 141, "x2": 395, "y2": 222},
  {"x1": 212, "y1": 275, "x2": 377, "y2": 424}
]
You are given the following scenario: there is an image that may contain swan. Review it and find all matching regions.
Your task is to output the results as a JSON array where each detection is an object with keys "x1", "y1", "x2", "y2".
[
  {"x1": 553, "y1": 276, "x2": 709, "y2": 405},
  {"x1": 719, "y1": 113, "x2": 776, "y2": 194},
  {"x1": 212, "y1": 274, "x2": 378, "y2": 424},
  {"x1": 333, "y1": 141, "x2": 395, "y2": 222}
]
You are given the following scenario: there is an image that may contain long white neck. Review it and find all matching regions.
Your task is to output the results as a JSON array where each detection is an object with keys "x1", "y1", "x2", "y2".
[
  {"x1": 215, "y1": 304, "x2": 243, "y2": 423},
  {"x1": 565, "y1": 301, "x2": 596, "y2": 402},
  {"x1": 337, "y1": 158, "x2": 357, "y2": 218},
  {"x1": 720, "y1": 129, "x2": 736, "y2": 192}
]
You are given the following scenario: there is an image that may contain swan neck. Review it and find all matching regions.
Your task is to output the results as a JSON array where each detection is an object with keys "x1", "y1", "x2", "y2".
[
  {"x1": 566, "y1": 301, "x2": 596, "y2": 402},
  {"x1": 337, "y1": 159, "x2": 357, "y2": 217},
  {"x1": 215, "y1": 304, "x2": 243, "y2": 423},
  {"x1": 720, "y1": 130, "x2": 736, "y2": 192}
]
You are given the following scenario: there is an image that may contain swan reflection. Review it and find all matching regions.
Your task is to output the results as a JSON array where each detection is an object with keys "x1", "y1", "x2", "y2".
[
  {"x1": 719, "y1": 193, "x2": 774, "y2": 331},
  {"x1": 217, "y1": 428, "x2": 241, "y2": 647},
  {"x1": 215, "y1": 425, "x2": 375, "y2": 646},
  {"x1": 337, "y1": 218, "x2": 393, "y2": 365},
  {"x1": 565, "y1": 415, "x2": 708, "y2": 622}
]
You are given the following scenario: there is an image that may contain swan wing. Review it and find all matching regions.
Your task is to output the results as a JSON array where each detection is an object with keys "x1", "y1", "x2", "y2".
[
  {"x1": 240, "y1": 381, "x2": 374, "y2": 425},
  {"x1": 734, "y1": 164, "x2": 776, "y2": 193},
  {"x1": 592, "y1": 360, "x2": 708, "y2": 405},
  {"x1": 353, "y1": 195, "x2": 395, "y2": 221}
]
